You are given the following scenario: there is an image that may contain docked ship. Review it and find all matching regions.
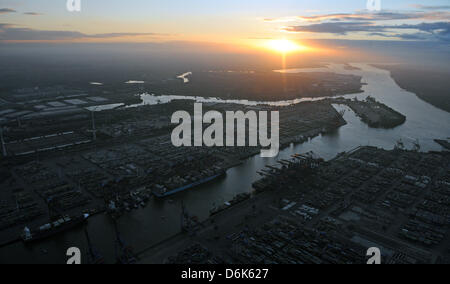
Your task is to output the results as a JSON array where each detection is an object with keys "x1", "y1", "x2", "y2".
[
  {"x1": 22, "y1": 214, "x2": 90, "y2": 243},
  {"x1": 152, "y1": 169, "x2": 226, "y2": 198},
  {"x1": 210, "y1": 193, "x2": 251, "y2": 216}
]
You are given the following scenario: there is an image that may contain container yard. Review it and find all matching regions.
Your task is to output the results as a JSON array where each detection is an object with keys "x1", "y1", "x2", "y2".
[
  {"x1": 140, "y1": 146, "x2": 449, "y2": 264},
  {"x1": 0, "y1": 99, "x2": 352, "y2": 248},
  {"x1": 1, "y1": 87, "x2": 447, "y2": 264}
]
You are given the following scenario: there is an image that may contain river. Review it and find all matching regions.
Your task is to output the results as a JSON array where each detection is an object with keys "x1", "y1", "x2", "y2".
[{"x1": 1, "y1": 63, "x2": 449, "y2": 264}]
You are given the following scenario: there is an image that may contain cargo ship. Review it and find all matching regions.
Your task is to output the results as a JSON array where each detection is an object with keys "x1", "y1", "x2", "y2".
[
  {"x1": 22, "y1": 214, "x2": 89, "y2": 243},
  {"x1": 153, "y1": 169, "x2": 226, "y2": 198},
  {"x1": 210, "y1": 193, "x2": 251, "y2": 216}
]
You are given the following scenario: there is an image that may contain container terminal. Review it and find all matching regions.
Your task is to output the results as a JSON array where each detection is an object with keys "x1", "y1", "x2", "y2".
[
  {"x1": 139, "y1": 146, "x2": 449, "y2": 264},
  {"x1": 0, "y1": 94, "x2": 437, "y2": 264},
  {"x1": 0, "y1": 99, "x2": 355, "y2": 246}
]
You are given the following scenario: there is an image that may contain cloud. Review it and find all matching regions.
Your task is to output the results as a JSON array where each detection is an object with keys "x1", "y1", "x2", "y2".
[
  {"x1": 273, "y1": 9, "x2": 450, "y2": 42},
  {"x1": 394, "y1": 22, "x2": 450, "y2": 34},
  {"x1": 368, "y1": 32, "x2": 432, "y2": 40},
  {"x1": 263, "y1": 17, "x2": 299, "y2": 23},
  {"x1": 23, "y1": 12, "x2": 43, "y2": 16},
  {"x1": 284, "y1": 21, "x2": 450, "y2": 41},
  {"x1": 413, "y1": 5, "x2": 450, "y2": 11},
  {"x1": 0, "y1": 8, "x2": 16, "y2": 14},
  {"x1": 0, "y1": 24, "x2": 166, "y2": 41},
  {"x1": 0, "y1": 8, "x2": 42, "y2": 16},
  {"x1": 0, "y1": 23, "x2": 13, "y2": 29},
  {"x1": 267, "y1": 11, "x2": 450, "y2": 23},
  {"x1": 370, "y1": 31, "x2": 450, "y2": 42},
  {"x1": 85, "y1": 32, "x2": 163, "y2": 39},
  {"x1": 284, "y1": 22, "x2": 380, "y2": 34}
]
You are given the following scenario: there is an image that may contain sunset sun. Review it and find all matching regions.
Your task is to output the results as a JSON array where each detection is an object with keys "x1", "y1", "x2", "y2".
[{"x1": 266, "y1": 39, "x2": 305, "y2": 53}]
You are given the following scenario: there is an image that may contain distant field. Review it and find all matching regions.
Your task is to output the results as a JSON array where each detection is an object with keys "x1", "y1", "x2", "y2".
[
  {"x1": 374, "y1": 64, "x2": 450, "y2": 113},
  {"x1": 149, "y1": 71, "x2": 363, "y2": 101}
]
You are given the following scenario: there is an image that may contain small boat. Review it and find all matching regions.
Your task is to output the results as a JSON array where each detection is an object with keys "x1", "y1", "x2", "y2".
[{"x1": 22, "y1": 214, "x2": 89, "y2": 243}]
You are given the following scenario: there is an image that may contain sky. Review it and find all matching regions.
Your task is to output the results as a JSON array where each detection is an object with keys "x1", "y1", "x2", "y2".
[{"x1": 0, "y1": 0, "x2": 449, "y2": 49}]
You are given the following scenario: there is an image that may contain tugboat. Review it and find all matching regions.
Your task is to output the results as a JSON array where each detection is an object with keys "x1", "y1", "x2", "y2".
[{"x1": 22, "y1": 214, "x2": 89, "y2": 243}]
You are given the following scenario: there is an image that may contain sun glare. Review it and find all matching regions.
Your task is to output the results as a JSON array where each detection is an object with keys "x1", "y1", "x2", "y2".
[{"x1": 266, "y1": 39, "x2": 305, "y2": 53}]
